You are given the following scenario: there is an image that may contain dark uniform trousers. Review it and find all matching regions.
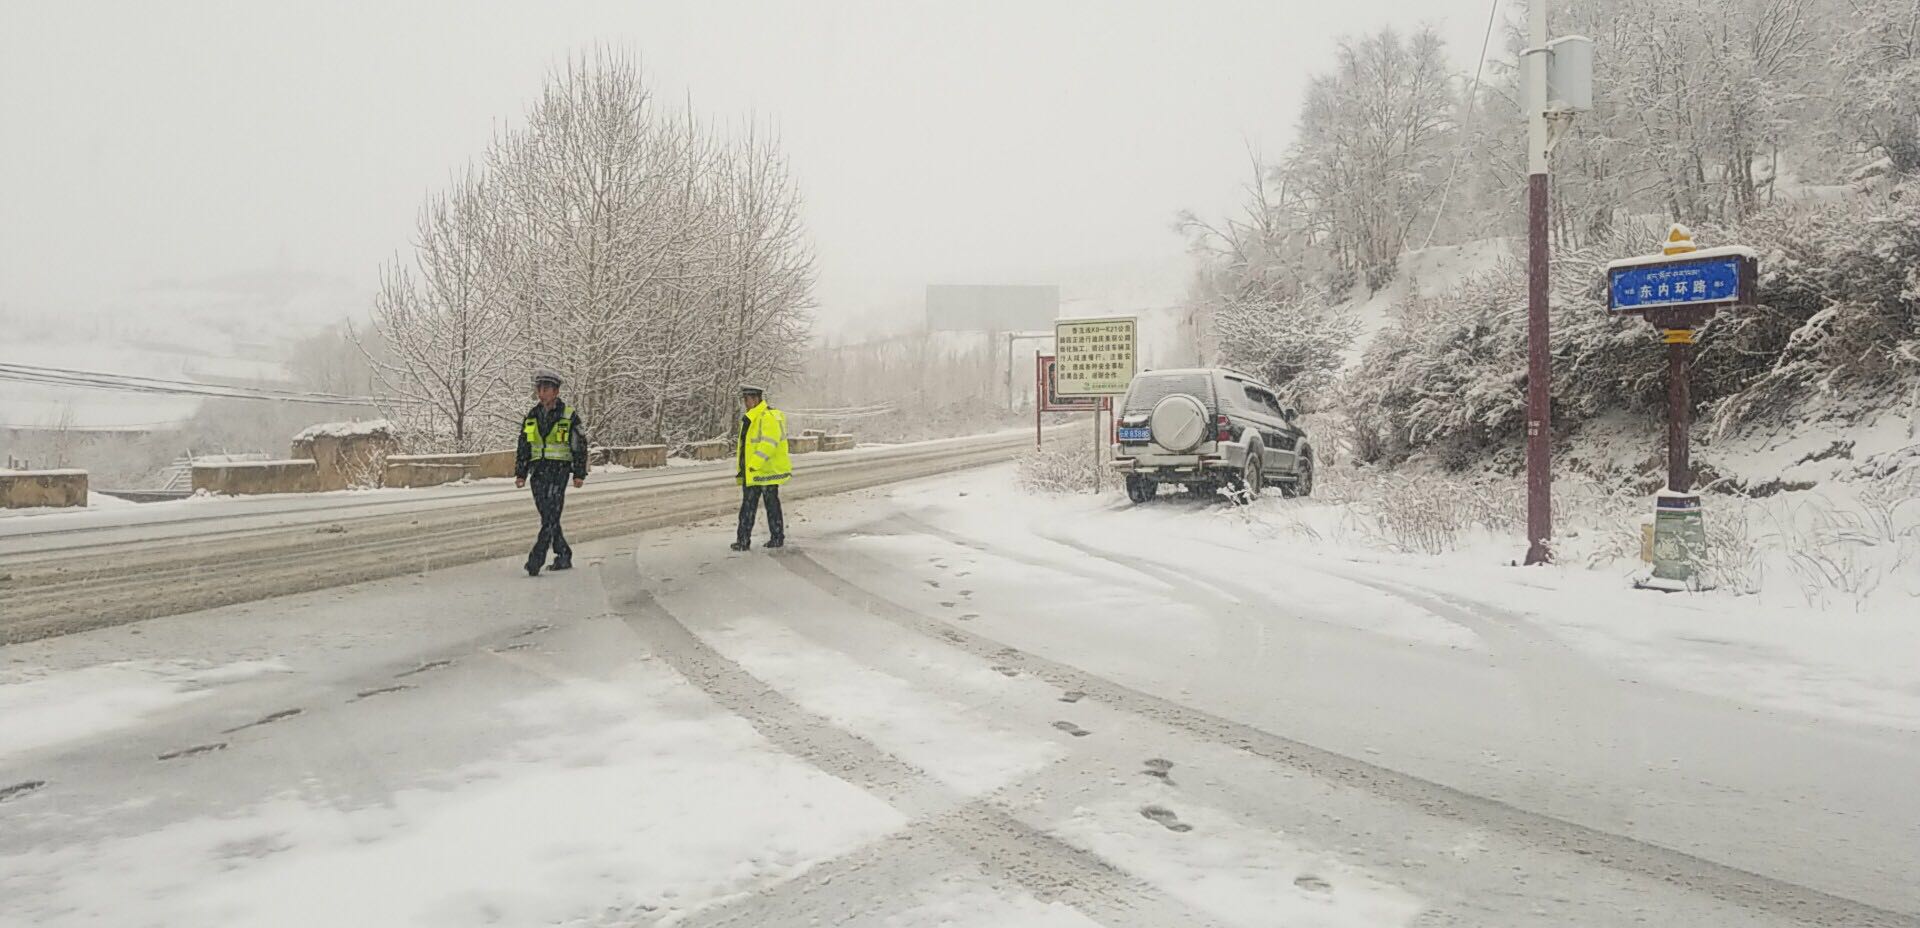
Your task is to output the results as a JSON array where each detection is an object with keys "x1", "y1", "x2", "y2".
[
  {"x1": 737, "y1": 485, "x2": 784, "y2": 547},
  {"x1": 528, "y1": 472, "x2": 573, "y2": 568}
]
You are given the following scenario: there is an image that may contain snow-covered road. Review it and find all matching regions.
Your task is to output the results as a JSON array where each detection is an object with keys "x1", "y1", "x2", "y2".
[{"x1": 2, "y1": 468, "x2": 1913, "y2": 926}]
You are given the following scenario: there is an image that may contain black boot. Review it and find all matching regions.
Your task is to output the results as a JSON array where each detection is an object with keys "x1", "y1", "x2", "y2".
[
  {"x1": 549, "y1": 558, "x2": 572, "y2": 571},
  {"x1": 525, "y1": 562, "x2": 542, "y2": 577},
  {"x1": 730, "y1": 541, "x2": 750, "y2": 552},
  {"x1": 765, "y1": 537, "x2": 785, "y2": 549}
]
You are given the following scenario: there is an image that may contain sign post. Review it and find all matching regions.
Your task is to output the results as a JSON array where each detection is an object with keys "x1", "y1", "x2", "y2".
[
  {"x1": 1053, "y1": 316, "x2": 1137, "y2": 493},
  {"x1": 1605, "y1": 225, "x2": 1758, "y2": 589},
  {"x1": 1035, "y1": 354, "x2": 1102, "y2": 450}
]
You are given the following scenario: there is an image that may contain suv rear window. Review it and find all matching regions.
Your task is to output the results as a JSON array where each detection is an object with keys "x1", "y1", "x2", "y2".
[{"x1": 1123, "y1": 372, "x2": 1214, "y2": 416}]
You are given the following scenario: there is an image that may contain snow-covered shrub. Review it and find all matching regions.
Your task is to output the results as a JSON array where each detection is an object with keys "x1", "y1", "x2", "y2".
[
  {"x1": 1338, "y1": 190, "x2": 1920, "y2": 486},
  {"x1": 1323, "y1": 470, "x2": 1524, "y2": 555},
  {"x1": 1757, "y1": 478, "x2": 1920, "y2": 609},
  {"x1": 1705, "y1": 191, "x2": 1920, "y2": 437},
  {"x1": 1018, "y1": 449, "x2": 1118, "y2": 496},
  {"x1": 1341, "y1": 261, "x2": 1530, "y2": 467},
  {"x1": 1212, "y1": 289, "x2": 1351, "y2": 404},
  {"x1": 1695, "y1": 497, "x2": 1766, "y2": 595}
]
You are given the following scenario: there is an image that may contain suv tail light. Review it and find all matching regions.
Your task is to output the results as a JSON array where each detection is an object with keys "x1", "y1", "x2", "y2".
[{"x1": 1215, "y1": 414, "x2": 1231, "y2": 443}]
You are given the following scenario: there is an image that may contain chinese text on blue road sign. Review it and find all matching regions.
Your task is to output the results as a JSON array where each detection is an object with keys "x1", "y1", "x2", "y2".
[{"x1": 1608, "y1": 255, "x2": 1745, "y2": 313}]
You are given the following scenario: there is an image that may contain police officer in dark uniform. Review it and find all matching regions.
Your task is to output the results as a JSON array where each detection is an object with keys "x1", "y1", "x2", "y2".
[{"x1": 515, "y1": 369, "x2": 587, "y2": 577}]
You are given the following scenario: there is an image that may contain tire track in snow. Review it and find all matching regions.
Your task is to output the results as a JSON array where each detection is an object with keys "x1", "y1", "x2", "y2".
[
  {"x1": 772, "y1": 547, "x2": 1910, "y2": 927},
  {"x1": 600, "y1": 554, "x2": 1235, "y2": 928},
  {"x1": 1044, "y1": 530, "x2": 1626, "y2": 773}
]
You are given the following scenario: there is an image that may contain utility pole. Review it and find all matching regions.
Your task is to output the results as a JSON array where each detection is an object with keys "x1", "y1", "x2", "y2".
[{"x1": 1523, "y1": 0, "x2": 1553, "y2": 565}]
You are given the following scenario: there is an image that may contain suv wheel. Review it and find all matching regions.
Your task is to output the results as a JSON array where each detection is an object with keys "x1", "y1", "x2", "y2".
[
  {"x1": 1282, "y1": 451, "x2": 1314, "y2": 498},
  {"x1": 1125, "y1": 474, "x2": 1158, "y2": 504},
  {"x1": 1227, "y1": 456, "x2": 1262, "y2": 505}
]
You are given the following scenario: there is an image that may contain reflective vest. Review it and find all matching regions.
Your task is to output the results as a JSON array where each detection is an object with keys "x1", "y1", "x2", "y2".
[
  {"x1": 741, "y1": 402, "x2": 791, "y2": 487},
  {"x1": 523, "y1": 405, "x2": 575, "y2": 462}
]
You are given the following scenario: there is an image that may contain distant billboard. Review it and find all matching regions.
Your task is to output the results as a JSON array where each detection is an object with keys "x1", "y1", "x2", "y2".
[{"x1": 925, "y1": 284, "x2": 1059, "y2": 333}]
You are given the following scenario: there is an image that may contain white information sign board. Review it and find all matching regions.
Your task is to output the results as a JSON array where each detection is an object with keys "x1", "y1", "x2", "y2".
[{"x1": 1053, "y1": 316, "x2": 1136, "y2": 397}]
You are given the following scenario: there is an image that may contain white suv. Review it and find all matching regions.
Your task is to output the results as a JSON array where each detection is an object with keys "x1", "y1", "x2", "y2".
[{"x1": 1108, "y1": 368, "x2": 1314, "y2": 503}]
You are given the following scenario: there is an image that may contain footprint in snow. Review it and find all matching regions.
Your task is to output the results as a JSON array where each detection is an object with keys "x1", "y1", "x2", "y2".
[
  {"x1": 991, "y1": 665, "x2": 1019, "y2": 677},
  {"x1": 395, "y1": 659, "x2": 454, "y2": 679},
  {"x1": 1052, "y1": 720, "x2": 1091, "y2": 737},
  {"x1": 1143, "y1": 758, "x2": 1176, "y2": 783},
  {"x1": 0, "y1": 780, "x2": 47, "y2": 803},
  {"x1": 1294, "y1": 874, "x2": 1332, "y2": 893},
  {"x1": 351, "y1": 684, "x2": 414, "y2": 701},
  {"x1": 1139, "y1": 805, "x2": 1192, "y2": 832},
  {"x1": 1058, "y1": 691, "x2": 1086, "y2": 703},
  {"x1": 221, "y1": 708, "x2": 303, "y2": 735},
  {"x1": 157, "y1": 742, "x2": 227, "y2": 761}
]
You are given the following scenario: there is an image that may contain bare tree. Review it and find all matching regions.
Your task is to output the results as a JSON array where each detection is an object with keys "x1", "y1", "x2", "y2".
[
  {"x1": 360, "y1": 49, "x2": 818, "y2": 452},
  {"x1": 704, "y1": 121, "x2": 816, "y2": 437},
  {"x1": 356, "y1": 168, "x2": 519, "y2": 450},
  {"x1": 1287, "y1": 26, "x2": 1457, "y2": 289}
]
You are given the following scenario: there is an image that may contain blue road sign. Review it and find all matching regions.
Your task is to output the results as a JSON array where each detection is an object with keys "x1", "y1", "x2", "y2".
[{"x1": 1608, "y1": 252, "x2": 1750, "y2": 313}]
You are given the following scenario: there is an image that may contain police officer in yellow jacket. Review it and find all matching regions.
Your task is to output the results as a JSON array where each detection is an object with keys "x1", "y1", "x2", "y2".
[
  {"x1": 732, "y1": 384, "x2": 791, "y2": 551},
  {"x1": 515, "y1": 369, "x2": 587, "y2": 576}
]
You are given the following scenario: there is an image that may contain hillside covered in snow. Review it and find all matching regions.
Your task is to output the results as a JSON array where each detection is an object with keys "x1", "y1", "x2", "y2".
[{"x1": 1178, "y1": 0, "x2": 1920, "y2": 497}]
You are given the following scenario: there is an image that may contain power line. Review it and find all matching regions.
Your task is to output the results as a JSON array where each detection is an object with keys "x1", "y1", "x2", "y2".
[
  {"x1": 0, "y1": 362, "x2": 401, "y2": 407},
  {"x1": 1420, "y1": 0, "x2": 1505, "y2": 251}
]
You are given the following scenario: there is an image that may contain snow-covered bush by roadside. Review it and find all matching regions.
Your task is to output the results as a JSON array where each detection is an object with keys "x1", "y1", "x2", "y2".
[
  {"x1": 1017, "y1": 449, "x2": 1119, "y2": 496},
  {"x1": 1755, "y1": 478, "x2": 1920, "y2": 609}
]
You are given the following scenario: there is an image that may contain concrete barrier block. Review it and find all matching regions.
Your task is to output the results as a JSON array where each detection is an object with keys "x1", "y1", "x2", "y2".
[
  {"x1": 605, "y1": 445, "x2": 668, "y2": 468},
  {"x1": 821, "y1": 434, "x2": 856, "y2": 452},
  {"x1": 292, "y1": 422, "x2": 399, "y2": 490},
  {"x1": 0, "y1": 469, "x2": 88, "y2": 508},
  {"x1": 788, "y1": 436, "x2": 820, "y2": 455},
  {"x1": 386, "y1": 451, "x2": 516, "y2": 480},
  {"x1": 688, "y1": 440, "x2": 731, "y2": 461},
  {"x1": 383, "y1": 462, "x2": 471, "y2": 489},
  {"x1": 192, "y1": 460, "x2": 321, "y2": 496}
]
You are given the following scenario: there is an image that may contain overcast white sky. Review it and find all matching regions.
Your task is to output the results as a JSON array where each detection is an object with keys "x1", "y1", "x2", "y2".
[{"x1": 0, "y1": 1, "x2": 1493, "y2": 337}]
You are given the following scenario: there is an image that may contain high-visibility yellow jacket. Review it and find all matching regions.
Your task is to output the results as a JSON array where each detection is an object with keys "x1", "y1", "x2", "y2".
[{"x1": 738, "y1": 401, "x2": 792, "y2": 487}]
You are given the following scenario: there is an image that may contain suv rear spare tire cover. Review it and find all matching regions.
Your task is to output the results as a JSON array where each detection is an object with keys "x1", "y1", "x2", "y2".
[{"x1": 1150, "y1": 394, "x2": 1209, "y2": 452}]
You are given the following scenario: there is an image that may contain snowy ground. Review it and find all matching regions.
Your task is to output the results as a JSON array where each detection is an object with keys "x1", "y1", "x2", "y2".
[
  {"x1": 0, "y1": 490, "x2": 140, "y2": 520},
  {"x1": 2, "y1": 465, "x2": 1913, "y2": 926}
]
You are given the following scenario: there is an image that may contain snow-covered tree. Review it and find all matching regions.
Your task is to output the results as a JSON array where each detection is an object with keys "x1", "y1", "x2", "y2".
[
  {"x1": 357, "y1": 169, "x2": 519, "y2": 451},
  {"x1": 361, "y1": 49, "x2": 817, "y2": 451},
  {"x1": 1288, "y1": 25, "x2": 1457, "y2": 289},
  {"x1": 701, "y1": 123, "x2": 816, "y2": 438},
  {"x1": 1829, "y1": 0, "x2": 1920, "y2": 175}
]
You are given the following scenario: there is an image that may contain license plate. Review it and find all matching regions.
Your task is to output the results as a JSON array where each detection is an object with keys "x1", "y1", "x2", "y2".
[{"x1": 1118, "y1": 427, "x2": 1151, "y2": 442}]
